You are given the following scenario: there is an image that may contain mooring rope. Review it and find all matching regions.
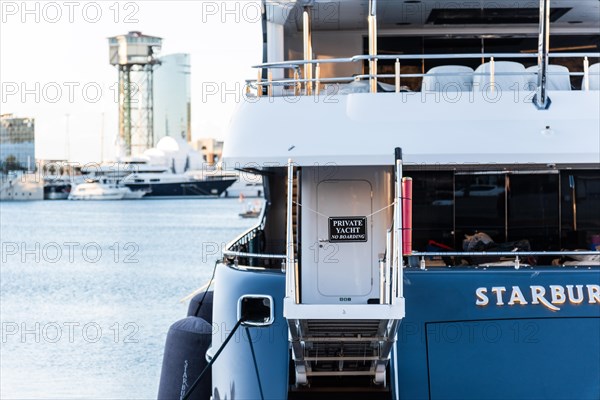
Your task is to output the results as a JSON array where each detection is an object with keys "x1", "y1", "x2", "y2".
[
  {"x1": 246, "y1": 326, "x2": 265, "y2": 400},
  {"x1": 293, "y1": 200, "x2": 397, "y2": 219},
  {"x1": 182, "y1": 317, "x2": 244, "y2": 400},
  {"x1": 193, "y1": 260, "x2": 218, "y2": 314}
]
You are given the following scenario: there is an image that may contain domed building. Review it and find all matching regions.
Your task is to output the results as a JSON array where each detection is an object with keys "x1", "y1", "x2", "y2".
[{"x1": 141, "y1": 136, "x2": 203, "y2": 174}]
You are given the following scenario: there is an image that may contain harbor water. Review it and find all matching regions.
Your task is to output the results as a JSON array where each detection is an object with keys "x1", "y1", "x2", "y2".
[{"x1": 0, "y1": 199, "x2": 256, "y2": 398}]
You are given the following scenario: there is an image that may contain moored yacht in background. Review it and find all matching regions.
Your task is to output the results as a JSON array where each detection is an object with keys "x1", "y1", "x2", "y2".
[
  {"x1": 99, "y1": 136, "x2": 238, "y2": 199},
  {"x1": 158, "y1": 1, "x2": 600, "y2": 399},
  {"x1": 68, "y1": 179, "x2": 146, "y2": 200},
  {"x1": 121, "y1": 171, "x2": 236, "y2": 198},
  {"x1": 43, "y1": 177, "x2": 72, "y2": 200},
  {"x1": 76, "y1": 162, "x2": 237, "y2": 199}
]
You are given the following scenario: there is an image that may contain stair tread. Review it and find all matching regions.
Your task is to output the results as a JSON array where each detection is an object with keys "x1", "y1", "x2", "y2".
[{"x1": 290, "y1": 386, "x2": 389, "y2": 393}]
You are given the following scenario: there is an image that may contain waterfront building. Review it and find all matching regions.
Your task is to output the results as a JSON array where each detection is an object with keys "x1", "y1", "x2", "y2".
[{"x1": 0, "y1": 114, "x2": 35, "y2": 173}]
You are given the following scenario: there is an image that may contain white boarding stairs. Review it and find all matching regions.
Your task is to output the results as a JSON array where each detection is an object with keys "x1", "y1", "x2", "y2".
[{"x1": 283, "y1": 154, "x2": 406, "y2": 386}]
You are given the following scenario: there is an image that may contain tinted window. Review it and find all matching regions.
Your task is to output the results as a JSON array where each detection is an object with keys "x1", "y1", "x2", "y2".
[
  {"x1": 410, "y1": 171, "x2": 454, "y2": 250},
  {"x1": 561, "y1": 171, "x2": 600, "y2": 249},
  {"x1": 508, "y1": 174, "x2": 559, "y2": 250},
  {"x1": 409, "y1": 171, "x2": 597, "y2": 253},
  {"x1": 455, "y1": 174, "x2": 506, "y2": 244}
]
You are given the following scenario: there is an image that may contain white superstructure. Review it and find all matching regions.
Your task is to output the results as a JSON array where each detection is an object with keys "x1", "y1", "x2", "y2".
[{"x1": 226, "y1": 90, "x2": 599, "y2": 167}]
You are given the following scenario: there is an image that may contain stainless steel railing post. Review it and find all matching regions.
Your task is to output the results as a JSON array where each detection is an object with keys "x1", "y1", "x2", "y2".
[{"x1": 534, "y1": 0, "x2": 551, "y2": 109}]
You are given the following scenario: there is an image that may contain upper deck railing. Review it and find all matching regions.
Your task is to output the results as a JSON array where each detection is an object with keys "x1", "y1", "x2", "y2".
[{"x1": 247, "y1": 52, "x2": 600, "y2": 97}]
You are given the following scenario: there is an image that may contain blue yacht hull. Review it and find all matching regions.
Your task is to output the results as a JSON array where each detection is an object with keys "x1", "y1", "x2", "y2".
[
  {"x1": 397, "y1": 268, "x2": 600, "y2": 400},
  {"x1": 124, "y1": 178, "x2": 236, "y2": 198},
  {"x1": 209, "y1": 264, "x2": 600, "y2": 399}
]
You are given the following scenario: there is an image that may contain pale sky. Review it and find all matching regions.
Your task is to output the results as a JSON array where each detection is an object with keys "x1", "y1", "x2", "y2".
[{"x1": 0, "y1": 0, "x2": 263, "y2": 162}]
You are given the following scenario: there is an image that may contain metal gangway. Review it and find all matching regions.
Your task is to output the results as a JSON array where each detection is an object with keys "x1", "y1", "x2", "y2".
[{"x1": 283, "y1": 151, "x2": 406, "y2": 386}]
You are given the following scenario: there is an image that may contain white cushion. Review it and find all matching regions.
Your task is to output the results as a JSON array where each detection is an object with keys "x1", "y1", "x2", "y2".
[
  {"x1": 338, "y1": 80, "x2": 397, "y2": 94},
  {"x1": 422, "y1": 65, "x2": 474, "y2": 92},
  {"x1": 526, "y1": 65, "x2": 572, "y2": 91},
  {"x1": 338, "y1": 80, "x2": 370, "y2": 95},
  {"x1": 473, "y1": 61, "x2": 527, "y2": 92}
]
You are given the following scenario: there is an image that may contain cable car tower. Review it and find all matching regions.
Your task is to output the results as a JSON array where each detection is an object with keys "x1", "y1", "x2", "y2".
[{"x1": 109, "y1": 31, "x2": 162, "y2": 156}]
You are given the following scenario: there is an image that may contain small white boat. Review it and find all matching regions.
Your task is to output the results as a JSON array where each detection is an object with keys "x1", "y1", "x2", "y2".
[
  {"x1": 239, "y1": 207, "x2": 262, "y2": 219},
  {"x1": 68, "y1": 180, "x2": 145, "y2": 201},
  {"x1": 239, "y1": 209, "x2": 261, "y2": 218},
  {"x1": 238, "y1": 199, "x2": 262, "y2": 218}
]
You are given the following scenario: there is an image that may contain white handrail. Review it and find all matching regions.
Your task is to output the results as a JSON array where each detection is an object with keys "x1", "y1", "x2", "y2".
[
  {"x1": 379, "y1": 260, "x2": 386, "y2": 304},
  {"x1": 393, "y1": 148, "x2": 404, "y2": 304},
  {"x1": 385, "y1": 229, "x2": 392, "y2": 304},
  {"x1": 285, "y1": 159, "x2": 296, "y2": 303},
  {"x1": 393, "y1": 148, "x2": 403, "y2": 303}
]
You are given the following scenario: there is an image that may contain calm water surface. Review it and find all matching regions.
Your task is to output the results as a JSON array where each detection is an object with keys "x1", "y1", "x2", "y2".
[{"x1": 0, "y1": 199, "x2": 256, "y2": 399}]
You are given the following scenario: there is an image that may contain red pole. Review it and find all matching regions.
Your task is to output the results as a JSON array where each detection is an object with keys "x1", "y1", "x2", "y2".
[{"x1": 402, "y1": 177, "x2": 413, "y2": 255}]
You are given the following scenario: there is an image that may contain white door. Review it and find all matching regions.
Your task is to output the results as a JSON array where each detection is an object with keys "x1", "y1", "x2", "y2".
[{"x1": 316, "y1": 180, "x2": 373, "y2": 298}]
